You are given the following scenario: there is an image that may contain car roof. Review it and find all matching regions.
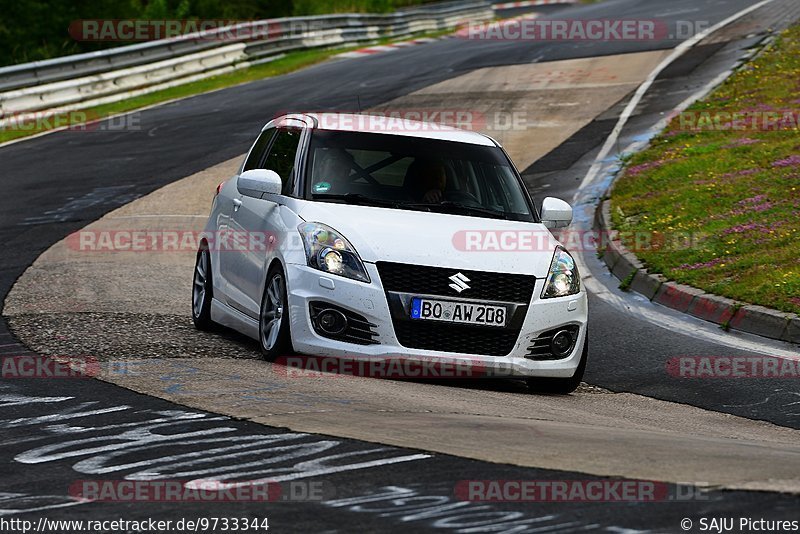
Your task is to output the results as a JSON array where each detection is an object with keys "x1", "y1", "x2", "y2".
[{"x1": 268, "y1": 113, "x2": 498, "y2": 147}]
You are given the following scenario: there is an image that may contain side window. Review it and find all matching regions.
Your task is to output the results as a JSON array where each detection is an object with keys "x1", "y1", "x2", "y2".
[
  {"x1": 243, "y1": 128, "x2": 275, "y2": 172},
  {"x1": 263, "y1": 127, "x2": 302, "y2": 195}
]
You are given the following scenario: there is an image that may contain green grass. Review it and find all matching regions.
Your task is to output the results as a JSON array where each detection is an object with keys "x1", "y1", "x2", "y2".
[
  {"x1": 610, "y1": 24, "x2": 800, "y2": 314},
  {"x1": 0, "y1": 28, "x2": 453, "y2": 144},
  {"x1": 619, "y1": 269, "x2": 637, "y2": 292}
]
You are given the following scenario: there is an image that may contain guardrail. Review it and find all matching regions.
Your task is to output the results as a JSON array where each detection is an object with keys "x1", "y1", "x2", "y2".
[
  {"x1": 0, "y1": 1, "x2": 493, "y2": 125},
  {"x1": 492, "y1": 0, "x2": 577, "y2": 10}
]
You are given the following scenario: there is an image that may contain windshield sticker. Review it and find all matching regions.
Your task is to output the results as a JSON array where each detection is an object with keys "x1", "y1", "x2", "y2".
[{"x1": 313, "y1": 182, "x2": 332, "y2": 193}]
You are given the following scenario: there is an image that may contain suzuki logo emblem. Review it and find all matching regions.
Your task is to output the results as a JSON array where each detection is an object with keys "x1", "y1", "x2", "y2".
[{"x1": 448, "y1": 272, "x2": 471, "y2": 293}]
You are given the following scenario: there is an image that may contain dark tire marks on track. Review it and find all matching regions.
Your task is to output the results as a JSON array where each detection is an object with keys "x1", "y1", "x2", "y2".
[{"x1": 1, "y1": 378, "x2": 798, "y2": 532}]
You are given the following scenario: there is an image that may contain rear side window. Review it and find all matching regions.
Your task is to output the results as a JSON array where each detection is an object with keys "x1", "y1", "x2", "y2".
[
  {"x1": 243, "y1": 128, "x2": 275, "y2": 172},
  {"x1": 264, "y1": 127, "x2": 302, "y2": 195}
]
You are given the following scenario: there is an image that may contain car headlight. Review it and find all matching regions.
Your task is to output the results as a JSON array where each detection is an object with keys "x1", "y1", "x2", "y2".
[
  {"x1": 298, "y1": 222, "x2": 370, "y2": 282},
  {"x1": 541, "y1": 246, "x2": 580, "y2": 298}
]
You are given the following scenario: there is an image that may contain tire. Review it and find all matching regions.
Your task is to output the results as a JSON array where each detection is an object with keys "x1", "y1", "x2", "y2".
[
  {"x1": 192, "y1": 246, "x2": 214, "y2": 331},
  {"x1": 259, "y1": 265, "x2": 293, "y2": 361},
  {"x1": 526, "y1": 332, "x2": 588, "y2": 394}
]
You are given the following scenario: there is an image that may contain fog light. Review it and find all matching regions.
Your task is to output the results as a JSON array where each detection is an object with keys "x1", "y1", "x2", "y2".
[
  {"x1": 317, "y1": 308, "x2": 348, "y2": 335},
  {"x1": 551, "y1": 329, "x2": 575, "y2": 357}
]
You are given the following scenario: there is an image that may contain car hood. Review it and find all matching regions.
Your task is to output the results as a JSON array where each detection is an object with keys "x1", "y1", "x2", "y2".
[{"x1": 295, "y1": 201, "x2": 560, "y2": 277}]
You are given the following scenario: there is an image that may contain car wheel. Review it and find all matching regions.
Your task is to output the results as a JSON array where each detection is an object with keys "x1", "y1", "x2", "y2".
[
  {"x1": 192, "y1": 246, "x2": 214, "y2": 330},
  {"x1": 259, "y1": 265, "x2": 292, "y2": 361},
  {"x1": 526, "y1": 332, "x2": 588, "y2": 394}
]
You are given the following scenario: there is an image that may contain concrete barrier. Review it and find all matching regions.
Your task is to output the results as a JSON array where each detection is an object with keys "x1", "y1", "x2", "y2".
[{"x1": 0, "y1": 44, "x2": 247, "y2": 116}]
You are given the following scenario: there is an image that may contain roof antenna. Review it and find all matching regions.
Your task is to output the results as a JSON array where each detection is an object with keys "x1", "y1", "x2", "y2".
[{"x1": 356, "y1": 95, "x2": 362, "y2": 114}]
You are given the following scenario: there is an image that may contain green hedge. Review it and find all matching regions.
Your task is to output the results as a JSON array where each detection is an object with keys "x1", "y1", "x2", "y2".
[{"x1": 0, "y1": 0, "x2": 436, "y2": 67}]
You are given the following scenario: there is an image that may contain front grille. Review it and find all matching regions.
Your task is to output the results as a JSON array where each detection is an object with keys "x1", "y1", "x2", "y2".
[
  {"x1": 392, "y1": 321, "x2": 520, "y2": 357},
  {"x1": 376, "y1": 262, "x2": 536, "y2": 302},
  {"x1": 377, "y1": 262, "x2": 535, "y2": 356},
  {"x1": 526, "y1": 325, "x2": 580, "y2": 360},
  {"x1": 309, "y1": 302, "x2": 380, "y2": 345}
]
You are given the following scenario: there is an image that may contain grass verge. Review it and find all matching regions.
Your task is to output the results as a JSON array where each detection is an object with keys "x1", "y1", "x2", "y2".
[{"x1": 610, "y1": 24, "x2": 800, "y2": 314}]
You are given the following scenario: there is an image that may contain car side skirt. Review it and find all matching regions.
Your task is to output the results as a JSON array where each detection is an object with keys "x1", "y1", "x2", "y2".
[{"x1": 211, "y1": 298, "x2": 260, "y2": 340}]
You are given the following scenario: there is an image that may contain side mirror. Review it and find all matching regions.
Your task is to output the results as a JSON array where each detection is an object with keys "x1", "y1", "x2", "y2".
[
  {"x1": 238, "y1": 169, "x2": 282, "y2": 197},
  {"x1": 541, "y1": 197, "x2": 572, "y2": 229}
]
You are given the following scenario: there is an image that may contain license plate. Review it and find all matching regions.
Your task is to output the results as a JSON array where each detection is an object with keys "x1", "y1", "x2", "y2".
[{"x1": 410, "y1": 298, "x2": 507, "y2": 327}]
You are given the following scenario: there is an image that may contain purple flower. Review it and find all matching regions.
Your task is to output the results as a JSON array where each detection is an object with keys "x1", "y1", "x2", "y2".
[
  {"x1": 745, "y1": 103, "x2": 775, "y2": 112},
  {"x1": 720, "y1": 220, "x2": 782, "y2": 235},
  {"x1": 737, "y1": 195, "x2": 767, "y2": 205},
  {"x1": 750, "y1": 202, "x2": 775, "y2": 213},
  {"x1": 730, "y1": 199, "x2": 775, "y2": 215},
  {"x1": 678, "y1": 258, "x2": 725, "y2": 270},
  {"x1": 725, "y1": 138, "x2": 761, "y2": 148},
  {"x1": 721, "y1": 223, "x2": 764, "y2": 235},
  {"x1": 772, "y1": 155, "x2": 800, "y2": 168},
  {"x1": 626, "y1": 160, "x2": 664, "y2": 176},
  {"x1": 716, "y1": 168, "x2": 760, "y2": 180}
]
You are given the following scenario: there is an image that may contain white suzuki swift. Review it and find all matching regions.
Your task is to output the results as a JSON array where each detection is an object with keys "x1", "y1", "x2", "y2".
[{"x1": 192, "y1": 113, "x2": 588, "y2": 393}]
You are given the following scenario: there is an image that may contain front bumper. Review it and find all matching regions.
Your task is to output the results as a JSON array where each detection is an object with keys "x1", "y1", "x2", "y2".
[{"x1": 284, "y1": 262, "x2": 587, "y2": 378}]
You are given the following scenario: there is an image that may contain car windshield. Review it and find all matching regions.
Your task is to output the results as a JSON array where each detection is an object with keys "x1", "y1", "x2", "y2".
[{"x1": 304, "y1": 130, "x2": 537, "y2": 222}]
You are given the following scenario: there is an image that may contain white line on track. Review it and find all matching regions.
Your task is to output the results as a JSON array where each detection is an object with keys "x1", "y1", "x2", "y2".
[
  {"x1": 570, "y1": 0, "x2": 800, "y2": 360},
  {"x1": 582, "y1": 270, "x2": 800, "y2": 361},
  {"x1": 576, "y1": 0, "x2": 777, "y2": 194}
]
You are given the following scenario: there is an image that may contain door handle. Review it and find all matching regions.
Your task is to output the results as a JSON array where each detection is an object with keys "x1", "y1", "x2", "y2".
[{"x1": 233, "y1": 198, "x2": 242, "y2": 212}]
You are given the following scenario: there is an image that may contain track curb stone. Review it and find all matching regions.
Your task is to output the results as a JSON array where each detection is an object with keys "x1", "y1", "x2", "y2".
[{"x1": 594, "y1": 200, "x2": 798, "y2": 344}]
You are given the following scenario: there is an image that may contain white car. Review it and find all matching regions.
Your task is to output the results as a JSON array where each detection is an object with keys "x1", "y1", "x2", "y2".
[{"x1": 192, "y1": 113, "x2": 588, "y2": 393}]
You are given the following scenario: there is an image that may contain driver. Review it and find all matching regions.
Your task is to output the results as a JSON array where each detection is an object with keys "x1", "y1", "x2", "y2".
[
  {"x1": 405, "y1": 159, "x2": 447, "y2": 203},
  {"x1": 314, "y1": 148, "x2": 354, "y2": 193}
]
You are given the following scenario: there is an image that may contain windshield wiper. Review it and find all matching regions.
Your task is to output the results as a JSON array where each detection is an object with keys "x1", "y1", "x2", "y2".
[
  {"x1": 312, "y1": 193, "x2": 400, "y2": 208},
  {"x1": 312, "y1": 195, "x2": 511, "y2": 219},
  {"x1": 405, "y1": 201, "x2": 510, "y2": 220}
]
